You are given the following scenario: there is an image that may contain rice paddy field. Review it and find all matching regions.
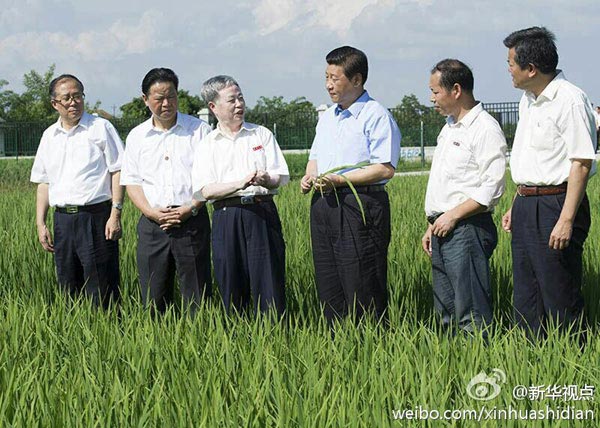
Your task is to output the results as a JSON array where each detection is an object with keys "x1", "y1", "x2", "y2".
[{"x1": 1, "y1": 156, "x2": 599, "y2": 427}]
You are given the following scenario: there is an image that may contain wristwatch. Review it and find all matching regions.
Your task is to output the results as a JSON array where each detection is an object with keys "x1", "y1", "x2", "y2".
[
  {"x1": 184, "y1": 201, "x2": 199, "y2": 217},
  {"x1": 112, "y1": 202, "x2": 123, "y2": 210}
]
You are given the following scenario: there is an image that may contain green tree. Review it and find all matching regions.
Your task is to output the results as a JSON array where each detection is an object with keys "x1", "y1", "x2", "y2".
[
  {"x1": 177, "y1": 90, "x2": 206, "y2": 116},
  {"x1": 0, "y1": 65, "x2": 57, "y2": 122},
  {"x1": 391, "y1": 94, "x2": 444, "y2": 146},
  {"x1": 119, "y1": 97, "x2": 149, "y2": 121},
  {"x1": 0, "y1": 79, "x2": 17, "y2": 120},
  {"x1": 248, "y1": 96, "x2": 314, "y2": 119}
]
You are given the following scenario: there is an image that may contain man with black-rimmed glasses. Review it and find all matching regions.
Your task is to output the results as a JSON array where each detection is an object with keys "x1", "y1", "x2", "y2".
[{"x1": 31, "y1": 74, "x2": 124, "y2": 308}]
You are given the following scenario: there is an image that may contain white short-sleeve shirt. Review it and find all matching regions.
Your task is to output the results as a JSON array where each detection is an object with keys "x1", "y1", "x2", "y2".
[
  {"x1": 192, "y1": 122, "x2": 289, "y2": 200},
  {"x1": 30, "y1": 112, "x2": 124, "y2": 207},
  {"x1": 510, "y1": 71, "x2": 597, "y2": 186},
  {"x1": 425, "y1": 103, "x2": 507, "y2": 216},
  {"x1": 120, "y1": 113, "x2": 212, "y2": 208}
]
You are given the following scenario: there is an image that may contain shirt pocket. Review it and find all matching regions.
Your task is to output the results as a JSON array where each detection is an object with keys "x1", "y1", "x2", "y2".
[
  {"x1": 73, "y1": 137, "x2": 103, "y2": 166},
  {"x1": 443, "y1": 140, "x2": 472, "y2": 180},
  {"x1": 138, "y1": 144, "x2": 163, "y2": 180},
  {"x1": 531, "y1": 118, "x2": 559, "y2": 150},
  {"x1": 251, "y1": 146, "x2": 267, "y2": 171},
  {"x1": 348, "y1": 130, "x2": 370, "y2": 164}
]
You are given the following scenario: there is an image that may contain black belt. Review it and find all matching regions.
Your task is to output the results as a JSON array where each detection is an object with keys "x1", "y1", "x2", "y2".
[
  {"x1": 517, "y1": 183, "x2": 567, "y2": 197},
  {"x1": 320, "y1": 184, "x2": 386, "y2": 195},
  {"x1": 427, "y1": 211, "x2": 492, "y2": 225},
  {"x1": 55, "y1": 200, "x2": 110, "y2": 214},
  {"x1": 213, "y1": 194, "x2": 274, "y2": 210}
]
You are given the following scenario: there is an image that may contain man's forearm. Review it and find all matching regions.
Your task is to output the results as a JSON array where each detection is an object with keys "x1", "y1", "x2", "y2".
[
  {"x1": 305, "y1": 160, "x2": 318, "y2": 176},
  {"x1": 263, "y1": 173, "x2": 282, "y2": 189},
  {"x1": 202, "y1": 179, "x2": 250, "y2": 200},
  {"x1": 559, "y1": 159, "x2": 591, "y2": 222},
  {"x1": 125, "y1": 185, "x2": 154, "y2": 217},
  {"x1": 332, "y1": 162, "x2": 395, "y2": 186},
  {"x1": 446, "y1": 199, "x2": 487, "y2": 222},
  {"x1": 36, "y1": 183, "x2": 50, "y2": 226},
  {"x1": 111, "y1": 172, "x2": 124, "y2": 204},
  {"x1": 110, "y1": 171, "x2": 124, "y2": 217}
]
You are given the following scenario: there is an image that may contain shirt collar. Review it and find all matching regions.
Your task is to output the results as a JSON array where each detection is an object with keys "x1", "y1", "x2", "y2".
[
  {"x1": 335, "y1": 90, "x2": 370, "y2": 117},
  {"x1": 144, "y1": 112, "x2": 184, "y2": 136},
  {"x1": 215, "y1": 121, "x2": 256, "y2": 139},
  {"x1": 447, "y1": 102, "x2": 483, "y2": 129},
  {"x1": 53, "y1": 111, "x2": 91, "y2": 135},
  {"x1": 526, "y1": 70, "x2": 564, "y2": 103}
]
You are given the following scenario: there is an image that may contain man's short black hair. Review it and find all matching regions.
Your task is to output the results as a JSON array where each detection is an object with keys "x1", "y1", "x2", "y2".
[
  {"x1": 141, "y1": 68, "x2": 179, "y2": 95},
  {"x1": 49, "y1": 74, "x2": 84, "y2": 98},
  {"x1": 431, "y1": 59, "x2": 474, "y2": 92},
  {"x1": 326, "y1": 46, "x2": 368, "y2": 85},
  {"x1": 503, "y1": 27, "x2": 558, "y2": 74}
]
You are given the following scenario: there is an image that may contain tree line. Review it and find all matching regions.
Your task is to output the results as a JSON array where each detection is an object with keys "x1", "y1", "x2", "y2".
[{"x1": 0, "y1": 65, "x2": 445, "y2": 146}]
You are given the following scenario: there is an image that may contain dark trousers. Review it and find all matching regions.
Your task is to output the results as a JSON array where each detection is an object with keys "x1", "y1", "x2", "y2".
[
  {"x1": 511, "y1": 193, "x2": 590, "y2": 336},
  {"x1": 310, "y1": 191, "x2": 390, "y2": 324},
  {"x1": 137, "y1": 206, "x2": 211, "y2": 313},
  {"x1": 211, "y1": 201, "x2": 286, "y2": 315},
  {"x1": 431, "y1": 212, "x2": 497, "y2": 334},
  {"x1": 53, "y1": 202, "x2": 119, "y2": 308}
]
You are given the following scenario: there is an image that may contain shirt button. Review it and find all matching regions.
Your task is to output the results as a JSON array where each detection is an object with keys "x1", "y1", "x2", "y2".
[{"x1": 165, "y1": 156, "x2": 169, "y2": 160}]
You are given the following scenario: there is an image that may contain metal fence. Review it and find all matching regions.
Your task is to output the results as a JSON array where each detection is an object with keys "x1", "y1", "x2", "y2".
[
  {"x1": 245, "y1": 110, "x2": 318, "y2": 150},
  {"x1": 483, "y1": 102, "x2": 520, "y2": 145},
  {"x1": 0, "y1": 102, "x2": 520, "y2": 157}
]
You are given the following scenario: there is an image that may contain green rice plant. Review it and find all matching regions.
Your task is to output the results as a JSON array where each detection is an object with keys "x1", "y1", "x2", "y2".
[
  {"x1": 0, "y1": 159, "x2": 599, "y2": 427},
  {"x1": 311, "y1": 161, "x2": 370, "y2": 225}
]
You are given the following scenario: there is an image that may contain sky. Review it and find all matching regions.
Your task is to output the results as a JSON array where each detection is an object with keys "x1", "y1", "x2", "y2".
[{"x1": 1, "y1": 0, "x2": 598, "y2": 115}]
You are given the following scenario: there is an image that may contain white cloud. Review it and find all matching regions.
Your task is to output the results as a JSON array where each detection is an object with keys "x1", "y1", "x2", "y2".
[
  {"x1": 253, "y1": 0, "x2": 387, "y2": 36},
  {"x1": 0, "y1": 0, "x2": 598, "y2": 110},
  {"x1": 0, "y1": 10, "x2": 167, "y2": 63}
]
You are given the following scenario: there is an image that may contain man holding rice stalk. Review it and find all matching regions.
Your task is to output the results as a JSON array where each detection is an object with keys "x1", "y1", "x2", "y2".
[
  {"x1": 422, "y1": 59, "x2": 507, "y2": 337},
  {"x1": 301, "y1": 46, "x2": 401, "y2": 325},
  {"x1": 31, "y1": 74, "x2": 124, "y2": 308},
  {"x1": 121, "y1": 68, "x2": 212, "y2": 314},
  {"x1": 501, "y1": 27, "x2": 597, "y2": 339},
  {"x1": 192, "y1": 75, "x2": 289, "y2": 316}
]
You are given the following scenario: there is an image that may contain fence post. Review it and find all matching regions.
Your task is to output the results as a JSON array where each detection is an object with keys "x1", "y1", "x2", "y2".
[
  {"x1": 16, "y1": 124, "x2": 20, "y2": 161},
  {"x1": 0, "y1": 123, "x2": 5, "y2": 157},
  {"x1": 420, "y1": 118, "x2": 424, "y2": 167}
]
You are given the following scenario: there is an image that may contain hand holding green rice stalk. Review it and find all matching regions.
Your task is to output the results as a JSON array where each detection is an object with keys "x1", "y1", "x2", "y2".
[{"x1": 310, "y1": 161, "x2": 370, "y2": 225}]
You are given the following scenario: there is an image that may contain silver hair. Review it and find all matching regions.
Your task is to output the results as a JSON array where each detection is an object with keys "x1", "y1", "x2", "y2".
[{"x1": 200, "y1": 75, "x2": 239, "y2": 103}]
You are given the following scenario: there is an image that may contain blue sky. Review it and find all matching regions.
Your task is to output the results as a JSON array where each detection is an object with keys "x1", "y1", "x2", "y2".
[{"x1": 1, "y1": 0, "x2": 598, "y2": 114}]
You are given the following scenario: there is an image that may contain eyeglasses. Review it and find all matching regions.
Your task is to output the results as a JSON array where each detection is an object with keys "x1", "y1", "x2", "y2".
[{"x1": 52, "y1": 93, "x2": 85, "y2": 106}]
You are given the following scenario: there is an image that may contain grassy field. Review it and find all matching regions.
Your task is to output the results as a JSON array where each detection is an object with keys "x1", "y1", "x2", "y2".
[{"x1": 0, "y1": 156, "x2": 599, "y2": 427}]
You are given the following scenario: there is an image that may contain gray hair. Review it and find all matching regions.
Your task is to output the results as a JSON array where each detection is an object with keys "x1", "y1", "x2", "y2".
[{"x1": 200, "y1": 75, "x2": 239, "y2": 103}]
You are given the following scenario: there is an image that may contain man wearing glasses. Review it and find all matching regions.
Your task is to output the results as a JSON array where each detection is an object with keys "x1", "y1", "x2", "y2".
[{"x1": 31, "y1": 74, "x2": 125, "y2": 308}]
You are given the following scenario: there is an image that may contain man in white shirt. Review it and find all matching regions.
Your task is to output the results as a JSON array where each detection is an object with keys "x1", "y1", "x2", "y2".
[
  {"x1": 501, "y1": 27, "x2": 597, "y2": 338},
  {"x1": 422, "y1": 59, "x2": 507, "y2": 335},
  {"x1": 192, "y1": 75, "x2": 289, "y2": 316},
  {"x1": 31, "y1": 74, "x2": 124, "y2": 308},
  {"x1": 121, "y1": 68, "x2": 212, "y2": 314}
]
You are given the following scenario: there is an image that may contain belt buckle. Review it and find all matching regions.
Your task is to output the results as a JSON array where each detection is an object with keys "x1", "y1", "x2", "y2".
[
  {"x1": 65, "y1": 205, "x2": 78, "y2": 214},
  {"x1": 240, "y1": 195, "x2": 255, "y2": 205}
]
